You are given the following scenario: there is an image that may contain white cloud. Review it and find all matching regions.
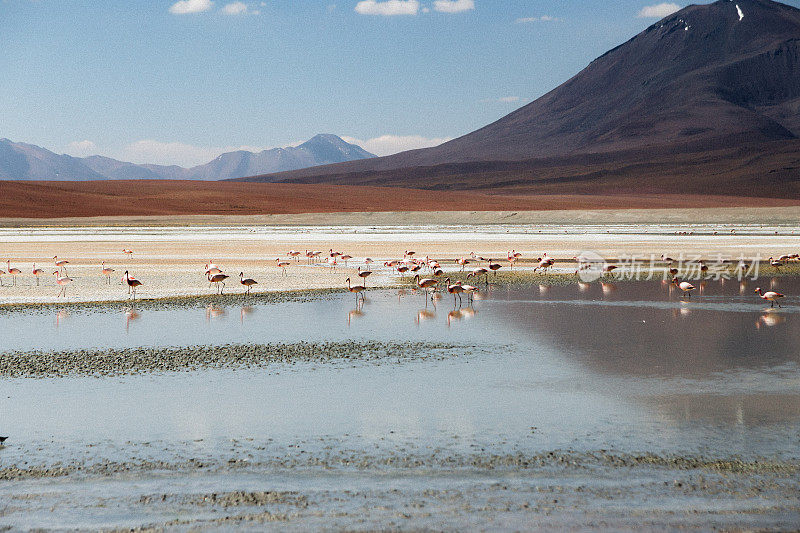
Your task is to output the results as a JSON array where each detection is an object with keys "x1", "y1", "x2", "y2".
[
  {"x1": 222, "y1": 1, "x2": 248, "y2": 14},
  {"x1": 432, "y1": 0, "x2": 474, "y2": 14},
  {"x1": 64, "y1": 140, "x2": 98, "y2": 157},
  {"x1": 341, "y1": 135, "x2": 451, "y2": 156},
  {"x1": 515, "y1": 15, "x2": 560, "y2": 23},
  {"x1": 637, "y1": 3, "x2": 681, "y2": 18},
  {"x1": 354, "y1": 0, "x2": 419, "y2": 16},
  {"x1": 169, "y1": 0, "x2": 213, "y2": 14}
]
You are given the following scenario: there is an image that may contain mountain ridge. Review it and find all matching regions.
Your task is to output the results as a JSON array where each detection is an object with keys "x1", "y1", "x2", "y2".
[{"x1": 0, "y1": 134, "x2": 375, "y2": 181}]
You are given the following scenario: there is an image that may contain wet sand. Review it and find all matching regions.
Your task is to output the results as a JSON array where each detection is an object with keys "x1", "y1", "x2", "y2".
[{"x1": 0, "y1": 218, "x2": 799, "y2": 305}]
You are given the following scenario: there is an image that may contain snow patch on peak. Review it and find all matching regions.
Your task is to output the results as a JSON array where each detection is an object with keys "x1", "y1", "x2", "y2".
[{"x1": 736, "y1": 4, "x2": 744, "y2": 21}]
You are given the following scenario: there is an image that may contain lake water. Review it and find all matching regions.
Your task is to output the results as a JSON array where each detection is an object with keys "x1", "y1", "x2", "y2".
[{"x1": 0, "y1": 278, "x2": 798, "y2": 529}]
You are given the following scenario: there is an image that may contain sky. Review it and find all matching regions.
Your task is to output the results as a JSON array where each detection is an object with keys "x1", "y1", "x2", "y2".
[{"x1": 2, "y1": 0, "x2": 799, "y2": 167}]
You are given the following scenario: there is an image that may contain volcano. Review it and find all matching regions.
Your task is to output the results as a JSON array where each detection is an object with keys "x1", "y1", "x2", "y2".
[{"x1": 242, "y1": 0, "x2": 800, "y2": 199}]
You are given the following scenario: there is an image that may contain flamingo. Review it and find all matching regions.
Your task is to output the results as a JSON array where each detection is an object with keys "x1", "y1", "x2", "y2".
[
  {"x1": 276, "y1": 258, "x2": 290, "y2": 276},
  {"x1": 208, "y1": 272, "x2": 229, "y2": 294},
  {"x1": 602, "y1": 264, "x2": 618, "y2": 275},
  {"x1": 754, "y1": 287, "x2": 785, "y2": 308},
  {"x1": 54, "y1": 256, "x2": 69, "y2": 274},
  {"x1": 101, "y1": 261, "x2": 115, "y2": 284},
  {"x1": 467, "y1": 267, "x2": 490, "y2": 286},
  {"x1": 288, "y1": 250, "x2": 301, "y2": 261},
  {"x1": 405, "y1": 250, "x2": 416, "y2": 257},
  {"x1": 122, "y1": 249, "x2": 133, "y2": 256},
  {"x1": 364, "y1": 258, "x2": 374, "y2": 266},
  {"x1": 239, "y1": 272, "x2": 257, "y2": 294},
  {"x1": 768, "y1": 257, "x2": 783, "y2": 269},
  {"x1": 672, "y1": 277, "x2": 696, "y2": 298},
  {"x1": 396, "y1": 265, "x2": 409, "y2": 278},
  {"x1": 461, "y1": 283, "x2": 478, "y2": 303},
  {"x1": 413, "y1": 274, "x2": 438, "y2": 302},
  {"x1": 326, "y1": 256, "x2": 338, "y2": 271},
  {"x1": 6, "y1": 260, "x2": 21, "y2": 286},
  {"x1": 124, "y1": 270, "x2": 142, "y2": 299},
  {"x1": 340, "y1": 254, "x2": 353, "y2": 267},
  {"x1": 661, "y1": 254, "x2": 676, "y2": 263},
  {"x1": 457, "y1": 257, "x2": 471, "y2": 271},
  {"x1": 443, "y1": 277, "x2": 464, "y2": 306},
  {"x1": 508, "y1": 250, "x2": 521, "y2": 270},
  {"x1": 53, "y1": 270, "x2": 73, "y2": 297},
  {"x1": 533, "y1": 257, "x2": 554, "y2": 273},
  {"x1": 32, "y1": 263, "x2": 45, "y2": 286},
  {"x1": 345, "y1": 277, "x2": 366, "y2": 303},
  {"x1": 487, "y1": 259, "x2": 502, "y2": 276},
  {"x1": 205, "y1": 261, "x2": 222, "y2": 276},
  {"x1": 357, "y1": 266, "x2": 372, "y2": 286}
]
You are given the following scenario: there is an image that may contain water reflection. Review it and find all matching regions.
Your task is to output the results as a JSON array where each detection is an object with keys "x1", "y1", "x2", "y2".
[
  {"x1": 124, "y1": 306, "x2": 140, "y2": 333},
  {"x1": 205, "y1": 304, "x2": 226, "y2": 321},
  {"x1": 415, "y1": 309, "x2": 435, "y2": 325}
]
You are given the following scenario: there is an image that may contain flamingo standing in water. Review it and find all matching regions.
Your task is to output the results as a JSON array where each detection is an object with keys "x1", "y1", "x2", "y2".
[
  {"x1": 54, "y1": 256, "x2": 69, "y2": 275},
  {"x1": 754, "y1": 287, "x2": 785, "y2": 308},
  {"x1": 124, "y1": 271, "x2": 142, "y2": 299},
  {"x1": 457, "y1": 257, "x2": 471, "y2": 271},
  {"x1": 6, "y1": 260, "x2": 21, "y2": 286},
  {"x1": 288, "y1": 250, "x2": 301, "y2": 261},
  {"x1": 208, "y1": 272, "x2": 229, "y2": 294},
  {"x1": 487, "y1": 259, "x2": 502, "y2": 277},
  {"x1": 672, "y1": 277, "x2": 696, "y2": 298},
  {"x1": 54, "y1": 270, "x2": 73, "y2": 297},
  {"x1": 443, "y1": 277, "x2": 464, "y2": 306},
  {"x1": 508, "y1": 250, "x2": 521, "y2": 270},
  {"x1": 101, "y1": 262, "x2": 115, "y2": 284},
  {"x1": 32, "y1": 263, "x2": 45, "y2": 286},
  {"x1": 345, "y1": 277, "x2": 366, "y2": 303},
  {"x1": 461, "y1": 282, "x2": 479, "y2": 304},
  {"x1": 122, "y1": 249, "x2": 134, "y2": 257},
  {"x1": 413, "y1": 274, "x2": 438, "y2": 301},
  {"x1": 239, "y1": 272, "x2": 258, "y2": 294}
]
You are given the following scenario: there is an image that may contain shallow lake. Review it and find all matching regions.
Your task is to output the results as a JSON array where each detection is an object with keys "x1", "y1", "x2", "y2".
[{"x1": 0, "y1": 277, "x2": 798, "y2": 460}]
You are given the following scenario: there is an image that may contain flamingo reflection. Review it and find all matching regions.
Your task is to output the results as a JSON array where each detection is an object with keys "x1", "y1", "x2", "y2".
[{"x1": 125, "y1": 306, "x2": 140, "y2": 332}]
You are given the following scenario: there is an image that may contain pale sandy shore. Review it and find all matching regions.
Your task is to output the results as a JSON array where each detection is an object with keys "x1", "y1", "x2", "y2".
[
  {"x1": 0, "y1": 208, "x2": 798, "y2": 304},
  {"x1": 1, "y1": 206, "x2": 800, "y2": 226}
]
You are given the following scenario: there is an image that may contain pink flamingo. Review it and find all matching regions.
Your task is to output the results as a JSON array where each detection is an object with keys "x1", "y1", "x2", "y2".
[
  {"x1": 239, "y1": 272, "x2": 258, "y2": 294},
  {"x1": 32, "y1": 263, "x2": 45, "y2": 286},
  {"x1": 277, "y1": 258, "x2": 290, "y2": 276},
  {"x1": 101, "y1": 262, "x2": 115, "y2": 284},
  {"x1": 754, "y1": 287, "x2": 785, "y2": 308},
  {"x1": 345, "y1": 277, "x2": 366, "y2": 303},
  {"x1": 6, "y1": 260, "x2": 21, "y2": 286},
  {"x1": 125, "y1": 270, "x2": 143, "y2": 299},
  {"x1": 672, "y1": 277, "x2": 696, "y2": 299},
  {"x1": 54, "y1": 256, "x2": 69, "y2": 275},
  {"x1": 208, "y1": 272, "x2": 229, "y2": 294},
  {"x1": 53, "y1": 270, "x2": 73, "y2": 297}
]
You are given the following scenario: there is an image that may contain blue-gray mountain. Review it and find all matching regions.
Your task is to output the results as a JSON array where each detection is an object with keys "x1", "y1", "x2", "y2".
[{"x1": 0, "y1": 134, "x2": 375, "y2": 181}]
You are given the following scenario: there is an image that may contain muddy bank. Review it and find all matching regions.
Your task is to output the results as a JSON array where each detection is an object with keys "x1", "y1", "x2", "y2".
[{"x1": 0, "y1": 341, "x2": 478, "y2": 378}]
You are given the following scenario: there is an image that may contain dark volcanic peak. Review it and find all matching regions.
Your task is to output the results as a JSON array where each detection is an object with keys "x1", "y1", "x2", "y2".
[
  {"x1": 431, "y1": 0, "x2": 800, "y2": 162},
  {"x1": 253, "y1": 0, "x2": 800, "y2": 187}
]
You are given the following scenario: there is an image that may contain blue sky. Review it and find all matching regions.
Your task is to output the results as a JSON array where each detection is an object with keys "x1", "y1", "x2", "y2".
[{"x1": 3, "y1": 0, "x2": 798, "y2": 166}]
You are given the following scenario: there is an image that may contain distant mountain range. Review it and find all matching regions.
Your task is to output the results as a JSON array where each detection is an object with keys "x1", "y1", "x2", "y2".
[
  {"x1": 0, "y1": 134, "x2": 375, "y2": 181},
  {"x1": 243, "y1": 0, "x2": 800, "y2": 199}
]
